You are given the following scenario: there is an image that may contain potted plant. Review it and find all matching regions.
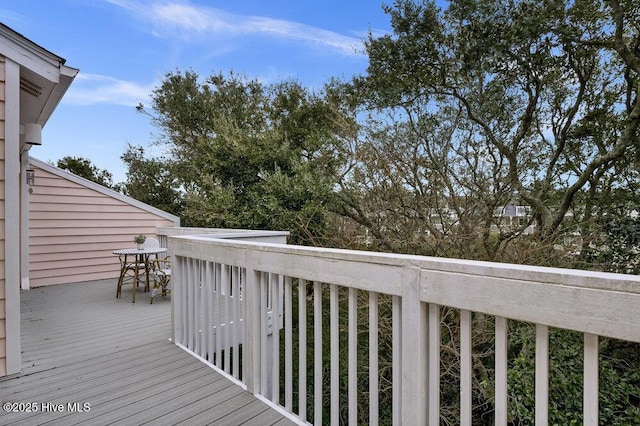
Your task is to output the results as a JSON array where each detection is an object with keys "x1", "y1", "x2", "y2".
[{"x1": 134, "y1": 234, "x2": 146, "y2": 249}]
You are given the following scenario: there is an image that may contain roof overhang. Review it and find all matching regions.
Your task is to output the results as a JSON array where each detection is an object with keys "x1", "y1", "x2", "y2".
[{"x1": 0, "y1": 23, "x2": 78, "y2": 146}]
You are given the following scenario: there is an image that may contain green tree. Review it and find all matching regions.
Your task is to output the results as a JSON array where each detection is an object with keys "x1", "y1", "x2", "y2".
[
  {"x1": 120, "y1": 144, "x2": 184, "y2": 218},
  {"x1": 56, "y1": 156, "x2": 122, "y2": 191},
  {"x1": 135, "y1": 70, "x2": 355, "y2": 245},
  {"x1": 343, "y1": 0, "x2": 640, "y2": 263}
]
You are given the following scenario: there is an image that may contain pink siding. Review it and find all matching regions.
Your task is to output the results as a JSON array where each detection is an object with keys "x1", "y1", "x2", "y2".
[{"x1": 29, "y1": 164, "x2": 178, "y2": 287}]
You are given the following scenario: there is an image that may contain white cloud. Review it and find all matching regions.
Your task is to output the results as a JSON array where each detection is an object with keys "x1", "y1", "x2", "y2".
[
  {"x1": 0, "y1": 8, "x2": 24, "y2": 25},
  {"x1": 105, "y1": 0, "x2": 365, "y2": 56},
  {"x1": 63, "y1": 73, "x2": 155, "y2": 107},
  {"x1": 151, "y1": 3, "x2": 233, "y2": 33}
]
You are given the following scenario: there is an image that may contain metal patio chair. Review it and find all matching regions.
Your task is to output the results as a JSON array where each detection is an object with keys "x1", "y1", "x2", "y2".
[{"x1": 150, "y1": 257, "x2": 171, "y2": 304}]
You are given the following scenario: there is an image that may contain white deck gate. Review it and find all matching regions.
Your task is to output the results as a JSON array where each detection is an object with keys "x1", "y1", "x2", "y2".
[{"x1": 170, "y1": 235, "x2": 640, "y2": 425}]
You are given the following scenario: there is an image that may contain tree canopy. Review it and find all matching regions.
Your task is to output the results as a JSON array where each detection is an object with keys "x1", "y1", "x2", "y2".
[
  {"x1": 334, "y1": 0, "x2": 640, "y2": 264},
  {"x1": 120, "y1": 144, "x2": 183, "y2": 217},
  {"x1": 133, "y1": 71, "x2": 356, "y2": 245},
  {"x1": 56, "y1": 156, "x2": 122, "y2": 191},
  {"x1": 125, "y1": 0, "x2": 640, "y2": 264}
]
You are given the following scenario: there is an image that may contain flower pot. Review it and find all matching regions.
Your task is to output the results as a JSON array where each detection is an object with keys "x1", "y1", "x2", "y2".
[{"x1": 137, "y1": 243, "x2": 144, "y2": 250}]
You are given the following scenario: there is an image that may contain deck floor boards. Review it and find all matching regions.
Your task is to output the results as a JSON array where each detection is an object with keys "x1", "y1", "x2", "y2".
[{"x1": 0, "y1": 279, "x2": 297, "y2": 425}]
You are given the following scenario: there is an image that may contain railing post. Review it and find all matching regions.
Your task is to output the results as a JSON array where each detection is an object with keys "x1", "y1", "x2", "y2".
[
  {"x1": 428, "y1": 303, "x2": 441, "y2": 425},
  {"x1": 401, "y1": 267, "x2": 427, "y2": 425},
  {"x1": 584, "y1": 333, "x2": 599, "y2": 426},
  {"x1": 535, "y1": 324, "x2": 549, "y2": 425},
  {"x1": 244, "y1": 258, "x2": 262, "y2": 394},
  {"x1": 495, "y1": 316, "x2": 508, "y2": 426}
]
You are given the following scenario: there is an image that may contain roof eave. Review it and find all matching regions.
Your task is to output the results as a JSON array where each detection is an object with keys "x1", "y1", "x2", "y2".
[
  {"x1": 37, "y1": 64, "x2": 79, "y2": 126},
  {"x1": 0, "y1": 23, "x2": 79, "y2": 127}
]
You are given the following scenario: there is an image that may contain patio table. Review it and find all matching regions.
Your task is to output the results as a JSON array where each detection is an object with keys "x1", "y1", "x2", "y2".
[{"x1": 113, "y1": 247, "x2": 167, "y2": 303}]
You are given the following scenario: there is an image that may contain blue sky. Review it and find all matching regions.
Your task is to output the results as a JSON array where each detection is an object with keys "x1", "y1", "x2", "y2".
[{"x1": 0, "y1": 0, "x2": 393, "y2": 183}]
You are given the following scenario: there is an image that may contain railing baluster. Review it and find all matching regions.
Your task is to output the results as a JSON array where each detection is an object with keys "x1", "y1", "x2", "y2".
[
  {"x1": 268, "y1": 272, "x2": 273, "y2": 310},
  {"x1": 215, "y1": 263, "x2": 222, "y2": 369},
  {"x1": 535, "y1": 324, "x2": 549, "y2": 425},
  {"x1": 200, "y1": 263, "x2": 208, "y2": 358},
  {"x1": 201, "y1": 260, "x2": 210, "y2": 360},
  {"x1": 429, "y1": 303, "x2": 440, "y2": 425},
  {"x1": 584, "y1": 333, "x2": 599, "y2": 426},
  {"x1": 330, "y1": 284, "x2": 339, "y2": 425},
  {"x1": 495, "y1": 316, "x2": 508, "y2": 426},
  {"x1": 299, "y1": 278, "x2": 308, "y2": 423},
  {"x1": 172, "y1": 256, "x2": 183, "y2": 345},
  {"x1": 181, "y1": 257, "x2": 188, "y2": 348},
  {"x1": 194, "y1": 260, "x2": 202, "y2": 357},
  {"x1": 260, "y1": 272, "x2": 269, "y2": 397},
  {"x1": 223, "y1": 265, "x2": 231, "y2": 373},
  {"x1": 239, "y1": 267, "x2": 246, "y2": 380},
  {"x1": 207, "y1": 262, "x2": 215, "y2": 363},
  {"x1": 348, "y1": 287, "x2": 358, "y2": 426},
  {"x1": 195, "y1": 259, "x2": 202, "y2": 352},
  {"x1": 369, "y1": 291, "x2": 379, "y2": 426},
  {"x1": 272, "y1": 273, "x2": 281, "y2": 404},
  {"x1": 186, "y1": 258, "x2": 195, "y2": 350},
  {"x1": 314, "y1": 281, "x2": 323, "y2": 426},
  {"x1": 460, "y1": 309, "x2": 472, "y2": 426},
  {"x1": 284, "y1": 275, "x2": 293, "y2": 411},
  {"x1": 392, "y1": 295, "x2": 401, "y2": 426},
  {"x1": 181, "y1": 257, "x2": 187, "y2": 346},
  {"x1": 232, "y1": 266, "x2": 240, "y2": 379}
]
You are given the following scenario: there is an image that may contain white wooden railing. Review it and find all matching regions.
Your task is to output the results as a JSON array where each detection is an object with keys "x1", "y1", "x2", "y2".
[{"x1": 169, "y1": 235, "x2": 640, "y2": 425}]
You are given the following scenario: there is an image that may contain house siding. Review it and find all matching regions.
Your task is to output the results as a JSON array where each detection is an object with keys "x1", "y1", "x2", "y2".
[
  {"x1": 29, "y1": 164, "x2": 178, "y2": 287},
  {"x1": 0, "y1": 57, "x2": 6, "y2": 376}
]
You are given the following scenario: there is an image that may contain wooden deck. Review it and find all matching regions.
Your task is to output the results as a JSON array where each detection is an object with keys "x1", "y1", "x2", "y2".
[{"x1": 0, "y1": 279, "x2": 296, "y2": 425}]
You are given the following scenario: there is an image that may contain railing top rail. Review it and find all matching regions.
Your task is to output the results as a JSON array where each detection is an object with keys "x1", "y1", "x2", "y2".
[
  {"x1": 170, "y1": 235, "x2": 640, "y2": 294},
  {"x1": 423, "y1": 268, "x2": 640, "y2": 342},
  {"x1": 169, "y1": 235, "x2": 640, "y2": 295},
  {"x1": 157, "y1": 226, "x2": 290, "y2": 238}
]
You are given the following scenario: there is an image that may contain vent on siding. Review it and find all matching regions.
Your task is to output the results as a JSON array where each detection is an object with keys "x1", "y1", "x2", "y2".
[{"x1": 20, "y1": 76, "x2": 43, "y2": 97}]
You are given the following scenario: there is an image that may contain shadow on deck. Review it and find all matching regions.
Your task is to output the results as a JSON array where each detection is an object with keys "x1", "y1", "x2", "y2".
[{"x1": 0, "y1": 279, "x2": 296, "y2": 425}]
